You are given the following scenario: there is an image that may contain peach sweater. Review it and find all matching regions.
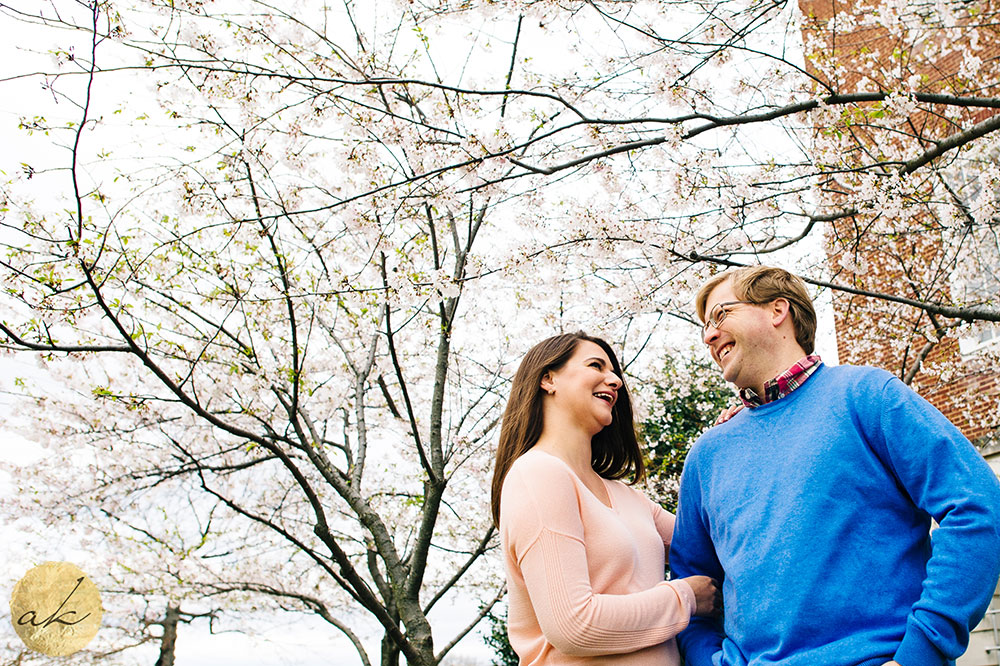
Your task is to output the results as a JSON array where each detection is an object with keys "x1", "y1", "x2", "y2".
[{"x1": 499, "y1": 450, "x2": 695, "y2": 665}]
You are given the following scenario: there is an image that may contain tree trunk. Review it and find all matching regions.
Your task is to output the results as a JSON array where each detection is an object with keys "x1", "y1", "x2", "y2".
[
  {"x1": 154, "y1": 605, "x2": 180, "y2": 666},
  {"x1": 380, "y1": 633, "x2": 400, "y2": 666}
]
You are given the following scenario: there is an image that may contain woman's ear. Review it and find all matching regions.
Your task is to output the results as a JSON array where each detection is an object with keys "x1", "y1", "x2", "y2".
[{"x1": 540, "y1": 371, "x2": 555, "y2": 395}]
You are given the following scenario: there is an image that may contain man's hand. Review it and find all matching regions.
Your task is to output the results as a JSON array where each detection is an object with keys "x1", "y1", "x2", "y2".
[{"x1": 881, "y1": 661, "x2": 901, "y2": 666}]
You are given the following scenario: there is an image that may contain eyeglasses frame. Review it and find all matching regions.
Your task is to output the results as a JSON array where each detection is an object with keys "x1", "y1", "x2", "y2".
[{"x1": 703, "y1": 300, "x2": 755, "y2": 332}]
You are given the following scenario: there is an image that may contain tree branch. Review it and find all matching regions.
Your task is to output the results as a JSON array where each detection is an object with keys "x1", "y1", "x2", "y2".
[
  {"x1": 501, "y1": 15, "x2": 523, "y2": 119},
  {"x1": 686, "y1": 252, "x2": 1000, "y2": 322},
  {"x1": 900, "y1": 111, "x2": 1000, "y2": 175},
  {"x1": 434, "y1": 584, "x2": 506, "y2": 664},
  {"x1": 423, "y1": 526, "x2": 496, "y2": 614}
]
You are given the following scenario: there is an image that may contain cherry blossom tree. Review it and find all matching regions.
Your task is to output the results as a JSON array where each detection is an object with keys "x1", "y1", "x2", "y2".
[{"x1": 2, "y1": 0, "x2": 1000, "y2": 663}]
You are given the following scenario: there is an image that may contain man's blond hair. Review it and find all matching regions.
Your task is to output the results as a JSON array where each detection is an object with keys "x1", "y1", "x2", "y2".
[{"x1": 695, "y1": 266, "x2": 817, "y2": 354}]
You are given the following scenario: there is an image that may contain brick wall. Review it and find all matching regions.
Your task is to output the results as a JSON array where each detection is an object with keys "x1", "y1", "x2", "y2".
[{"x1": 798, "y1": 0, "x2": 1000, "y2": 442}]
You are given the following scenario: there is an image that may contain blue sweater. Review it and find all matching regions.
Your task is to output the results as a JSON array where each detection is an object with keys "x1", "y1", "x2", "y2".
[{"x1": 670, "y1": 364, "x2": 1000, "y2": 666}]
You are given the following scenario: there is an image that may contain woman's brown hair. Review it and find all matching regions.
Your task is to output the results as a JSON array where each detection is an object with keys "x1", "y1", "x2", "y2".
[{"x1": 489, "y1": 331, "x2": 644, "y2": 526}]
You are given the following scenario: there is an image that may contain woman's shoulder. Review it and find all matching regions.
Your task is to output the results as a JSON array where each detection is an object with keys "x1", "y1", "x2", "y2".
[
  {"x1": 500, "y1": 451, "x2": 586, "y2": 540},
  {"x1": 504, "y1": 451, "x2": 580, "y2": 507},
  {"x1": 508, "y1": 448, "x2": 574, "y2": 481}
]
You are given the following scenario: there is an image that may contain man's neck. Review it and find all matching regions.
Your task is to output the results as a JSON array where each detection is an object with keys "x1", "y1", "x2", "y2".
[{"x1": 740, "y1": 354, "x2": 822, "y2": 408}]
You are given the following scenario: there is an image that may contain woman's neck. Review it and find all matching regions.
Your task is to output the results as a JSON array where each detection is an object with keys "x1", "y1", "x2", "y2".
[{"x1": 533, "y1": 416, "x2": 596, "y2": 478}]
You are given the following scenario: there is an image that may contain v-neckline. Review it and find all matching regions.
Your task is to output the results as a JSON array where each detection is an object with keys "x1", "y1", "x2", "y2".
[{"x1": 533, "y1": 449, "x2": 614, "y2": 510}]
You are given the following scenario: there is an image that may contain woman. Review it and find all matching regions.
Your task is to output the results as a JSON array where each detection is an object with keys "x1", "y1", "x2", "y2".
[{"x1": 491, "y1": 332, "x2": 719, "y2": 665}]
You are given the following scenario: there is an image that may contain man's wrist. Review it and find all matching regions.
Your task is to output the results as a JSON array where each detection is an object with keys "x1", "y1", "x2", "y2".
[{"x1": 894, "y1": 622, "x2": 947, "y2": 666}]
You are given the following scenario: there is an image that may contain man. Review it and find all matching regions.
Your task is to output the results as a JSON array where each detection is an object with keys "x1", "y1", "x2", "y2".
[{"x1": 670, "y1": 265, "x2": 1000, "y2": 666}]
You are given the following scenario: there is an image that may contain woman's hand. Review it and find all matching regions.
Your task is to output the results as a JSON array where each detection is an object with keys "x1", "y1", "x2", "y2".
[
  {"x1": 681, "y1": 575, "x2": 722, "y2": 616},
  {"x1": 714, "y1": 403, "x2": 743, "y2": 425}
]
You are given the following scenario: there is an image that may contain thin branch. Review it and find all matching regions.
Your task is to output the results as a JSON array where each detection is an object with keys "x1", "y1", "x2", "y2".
[
  {"x1": 380, "y1": 253, "x2": 436, "y2": 483},
  {"x1": 501, "y1": 15, "x2": 523, "y2": 119},
  {"x1": 71, "y1": 1, "x2": 100, "y2": 240},
  {"x1": 377, "y1": 374, "x2": 403, "y2": 419},
  {"x1": 434, "y1": 585, "x2": 506, "y2": 664},
  {"x1": 686, "y1": 252, "x2": 1000, "y2": 322},
  {"x1": 0, "y1": 322, "x2": 131, "y2": 352},
  {"x1": 244, "y1": 157, "x2": 302, "y2": 415},
  {"x1": 510, "y1": 93, "x2": 1000, "y2": 175},
  {"x1": 204, "y1": 583, "x2": 372, "y2": 666},
  {"x1": 900, "y1": 111, "x2": 1000, "y2": 175},
  {"x1": 423, "y1": 526, "x2": 496, "y2": 614}
]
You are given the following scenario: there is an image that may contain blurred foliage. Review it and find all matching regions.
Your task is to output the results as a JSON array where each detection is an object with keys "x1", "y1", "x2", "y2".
[
  {"x1": 484, "y1": 601, "x2": 519, "y2": 666},
  {"x1": 641, "y1": 354, "x2": 735, "y2": 513}
]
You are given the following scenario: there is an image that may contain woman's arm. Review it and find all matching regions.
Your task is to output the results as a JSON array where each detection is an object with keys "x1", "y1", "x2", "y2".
[
  {"x1": 518, "y1": 528, "x2": 697, "y2": 656},
  {"x1": 502, "y1": 454, "x2": 711, "y2": 656}
]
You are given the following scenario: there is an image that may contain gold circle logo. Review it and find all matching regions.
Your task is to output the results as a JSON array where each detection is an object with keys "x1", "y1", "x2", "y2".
[{"x1": 9, "y1": 561, "x2": 103, "y2": 656}]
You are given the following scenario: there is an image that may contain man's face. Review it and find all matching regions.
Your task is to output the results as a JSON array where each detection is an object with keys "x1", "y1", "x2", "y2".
[{"x1": 702, "y1": 278, "x2": 774, "y2": 392}]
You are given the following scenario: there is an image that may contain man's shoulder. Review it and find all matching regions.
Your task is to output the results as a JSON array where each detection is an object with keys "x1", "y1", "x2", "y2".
[
  {"x1": 791, "y1": 364, "x2": 906, "y2": 416},
  {"x1": 813, "y1": 363, "x2": 897, "y2": 390},
  {"x1": 692, "y1": 365, "x2": 892, "y2": 443},
  {"x1": 821, "y1": 363, "x2": 892, "y2": 379}
]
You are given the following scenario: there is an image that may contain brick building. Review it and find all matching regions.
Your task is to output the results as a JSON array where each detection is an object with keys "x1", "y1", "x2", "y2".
[
  {"x1": 798, "y1": 0, "x2": 1000, "y2": 442},
  {"x1": 797, "y1": 0, "x2": 1000, "y2": 662}
]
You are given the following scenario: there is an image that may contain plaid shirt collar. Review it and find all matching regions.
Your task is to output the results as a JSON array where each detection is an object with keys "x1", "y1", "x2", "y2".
[{"x1": 739, "y1": 355, "x2": 823, "y2": 408}]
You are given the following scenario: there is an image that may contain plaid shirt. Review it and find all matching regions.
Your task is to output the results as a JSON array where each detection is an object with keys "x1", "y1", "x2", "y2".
[{"x1": 739, "y1": 355, "x2": 824, "y2": 408}]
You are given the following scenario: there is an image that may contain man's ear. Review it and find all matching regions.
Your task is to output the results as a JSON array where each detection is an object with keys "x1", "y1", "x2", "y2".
[{"x1": 770, "y1": 298, "x2": 791, "y2": 328}]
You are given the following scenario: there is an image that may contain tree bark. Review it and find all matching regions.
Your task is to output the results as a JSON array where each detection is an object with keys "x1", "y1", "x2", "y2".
[
  {"x1": 380, "y1": 633, "x2": 400, "y2": 666},
  {"x1": 154, "y1": 605, "x2": 180, "y2": 666}
]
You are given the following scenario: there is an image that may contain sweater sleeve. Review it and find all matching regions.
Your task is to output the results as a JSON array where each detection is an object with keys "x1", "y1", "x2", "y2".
[
  {"x1": 670, "y1": 452, "x2": 726, "y2": 666},
  {"x1": 650, "y1": 496, "x2": 676, "y2": 551},
  {"x1": 868, "y1": 374, "x2": 1000, "y2": 666},
  {"x1": 502, "y1": 455, "x2": 695, "y2": 657}
]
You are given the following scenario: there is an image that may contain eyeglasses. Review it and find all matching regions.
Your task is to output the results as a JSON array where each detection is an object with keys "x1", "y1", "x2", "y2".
[{"x1": 703, "y1": 301, "x2": 754, "y2": 332}]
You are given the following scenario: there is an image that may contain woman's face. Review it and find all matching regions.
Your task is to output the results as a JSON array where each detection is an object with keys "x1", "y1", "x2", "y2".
[{"x1": 543, "y1": 340, "x2": 623, "y2": 433}]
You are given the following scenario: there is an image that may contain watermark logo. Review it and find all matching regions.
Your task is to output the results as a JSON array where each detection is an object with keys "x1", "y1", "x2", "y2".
[{"x1": 9, "y1": 561, "x2": 103, "y2": 656}]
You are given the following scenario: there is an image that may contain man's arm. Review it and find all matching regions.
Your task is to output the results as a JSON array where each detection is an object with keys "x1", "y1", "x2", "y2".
[
  {"x1": 670, "y1": 460, "x2": 727, "y2": 666},
  {"x1": 872, "y1": 375, "x2": 1000, "y2": 666}
]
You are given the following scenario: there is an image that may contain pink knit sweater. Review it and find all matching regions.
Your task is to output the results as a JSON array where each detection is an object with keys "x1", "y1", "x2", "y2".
[{"x1": 499, "y1": 450, "x2": 695, "y2": 665}]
